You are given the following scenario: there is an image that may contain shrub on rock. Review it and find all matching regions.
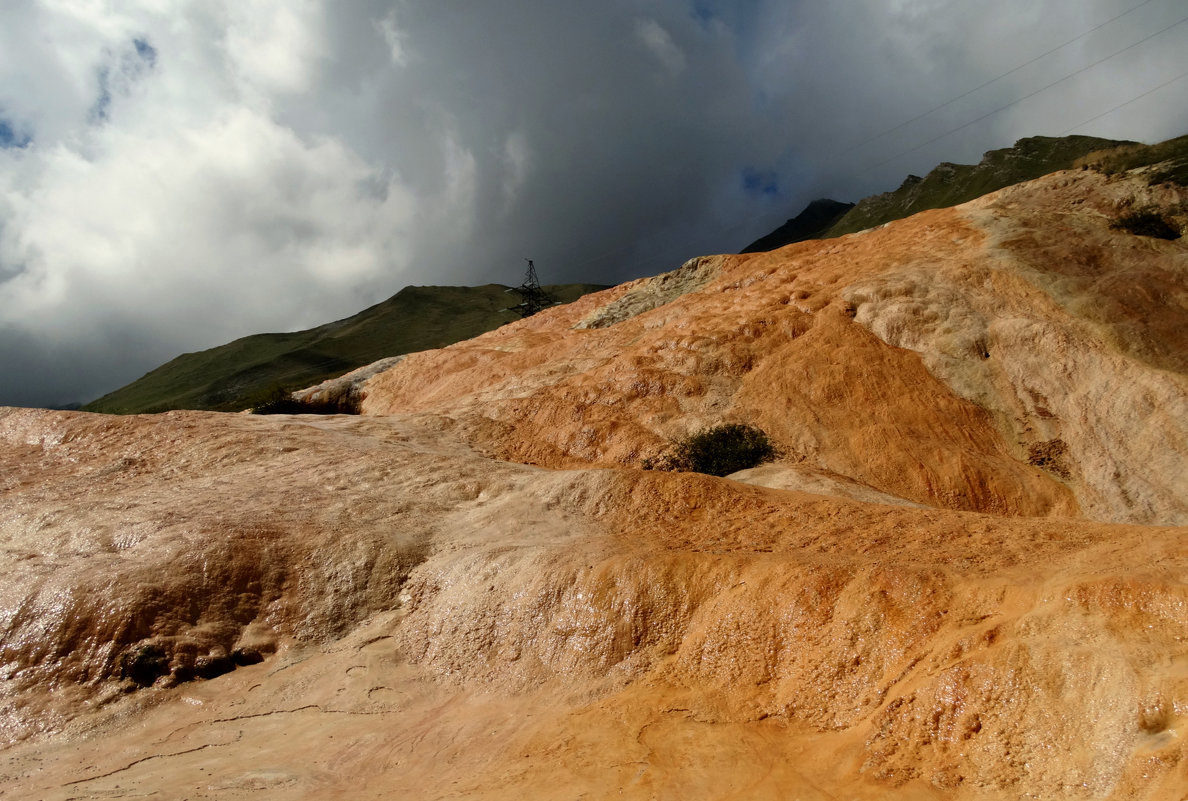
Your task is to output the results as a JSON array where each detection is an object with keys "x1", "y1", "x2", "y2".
[
  {"x1": 1111, "y1": 207, "x2": 1181, "y2": 240},
  {"x1": 645, "y1": 423, "x2": 776, "y2": 477},
  {"x1": 119, "y1": 644, "x2": 169, "y2": 687}
]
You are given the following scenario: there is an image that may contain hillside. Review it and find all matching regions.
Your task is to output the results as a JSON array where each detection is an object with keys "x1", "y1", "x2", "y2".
[
  {"x1": 0, "y1": 151, "x2": 1186, "y2": 799},
  {"x1": 82, "y1": 282, "x2": 607, "y2": 414},
  {"x1": 744, "y1": 134, "x2": 1135, "y2": 251},
  {"x1": 84, "y1": 135, "x2": 1149, "y2": 416},
  {"x1": 740, "y1": 198, "x2": 854, "y2": 252}
]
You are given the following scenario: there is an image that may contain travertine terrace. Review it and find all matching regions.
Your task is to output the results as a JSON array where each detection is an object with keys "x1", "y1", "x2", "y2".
[{"x1": 1, "y1": 168, "x2": 1186, "y2": 799}]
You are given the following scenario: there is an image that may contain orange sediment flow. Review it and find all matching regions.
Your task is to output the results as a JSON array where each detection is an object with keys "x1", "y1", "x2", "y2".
[{"x1": 0, "y1": 168, "x2": 1185, "y2": 799}]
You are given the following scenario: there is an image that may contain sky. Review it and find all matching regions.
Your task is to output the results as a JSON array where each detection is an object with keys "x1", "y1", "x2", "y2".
[{"x1": 0, "y1": 0, "x2": 1185, "y2": 408}]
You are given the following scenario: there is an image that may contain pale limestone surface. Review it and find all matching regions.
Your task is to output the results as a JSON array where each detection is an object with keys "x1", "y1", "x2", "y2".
[
  {"x1": 290, "y1": 355, "x2": 405, "y2": 408},
  {"x1": 1, "y1": 169, "x2": 1186, "y2": 800},
  {"x1": 574, "y1": 254, "x2": 725, "y2": 329}
]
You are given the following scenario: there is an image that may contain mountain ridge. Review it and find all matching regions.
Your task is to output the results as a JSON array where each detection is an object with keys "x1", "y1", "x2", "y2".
[
  {"x1": 740, "y1": 198, "x2": 854, "y2": 253},
  {"x1": 744, "y1": 134, "x2": 1137, "y2": 251}
]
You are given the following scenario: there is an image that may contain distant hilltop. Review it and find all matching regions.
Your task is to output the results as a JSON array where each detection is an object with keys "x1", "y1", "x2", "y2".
[
  {"x1": 83, "y1": 282, "x2": 609, "y2": 414},
  {"x1": 742, "y1": 134, "x2": 1138, "y2": 252}
]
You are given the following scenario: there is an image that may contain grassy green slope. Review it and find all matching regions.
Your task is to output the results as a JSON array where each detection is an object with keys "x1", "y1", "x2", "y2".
[
  {"x1": 1085, "y1": 133, "x2": 1188, "y2": 186},
  {"x1": 822, "y1": 135, "x2": 1135, "y2": 238},
  {"x1": 85, "y1": 283, "x2": 608, "y2": 414}
]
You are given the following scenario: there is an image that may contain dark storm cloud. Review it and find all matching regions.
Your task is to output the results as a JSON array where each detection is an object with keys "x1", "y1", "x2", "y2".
[{"x1": 0, "y1": 0, "x2": 1185, "y2": 407}]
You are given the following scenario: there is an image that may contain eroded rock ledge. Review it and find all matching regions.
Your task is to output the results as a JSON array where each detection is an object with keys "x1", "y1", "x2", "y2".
[{"x1": 1, "y1": 168, "x2": 1186, "y2": 799}]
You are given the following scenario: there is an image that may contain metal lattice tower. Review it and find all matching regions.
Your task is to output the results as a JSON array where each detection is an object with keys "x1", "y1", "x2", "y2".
[{"x1": 513, "y1": 259, "x2": 552, "y2": 318}]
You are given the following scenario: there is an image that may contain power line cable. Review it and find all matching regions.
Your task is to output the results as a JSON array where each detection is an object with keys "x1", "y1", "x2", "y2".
[
  {"x1": 1059, "y1": 66, "x2": 1188, "y2": 134},
  {"x1": 839, "y1": 0, "x2": 1160, "y2": 156},
  {"x1": 863, "y1": 12, "x2": 1188, "y2": 171}
]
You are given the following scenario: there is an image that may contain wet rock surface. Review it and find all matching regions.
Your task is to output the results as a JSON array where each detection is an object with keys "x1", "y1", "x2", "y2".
[{"x1": 1, "y1": 169, "x2": 1187, "y2": 799}]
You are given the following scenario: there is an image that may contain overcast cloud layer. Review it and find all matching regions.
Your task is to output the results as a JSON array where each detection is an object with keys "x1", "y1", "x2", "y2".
[{"x1": 1, "y1": 0, "x2": 1185, "y2": 407}]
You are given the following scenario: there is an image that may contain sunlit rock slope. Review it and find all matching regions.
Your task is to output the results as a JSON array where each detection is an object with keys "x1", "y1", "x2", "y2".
[
  {"x1": 1, "y1": 166, "x2": 1186, "y2": 800},
  {"x1": 363, "y1": 168, "x2": 1186, "y2": 525}
]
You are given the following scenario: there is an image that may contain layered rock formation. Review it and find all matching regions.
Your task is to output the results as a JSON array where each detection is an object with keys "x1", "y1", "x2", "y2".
[
  {"x1": 363, "y1": 168, "x2": 1186, "y2": 525},
  {"x1": 1, "y1": 167, "x2": 1186, "y2": 799}
]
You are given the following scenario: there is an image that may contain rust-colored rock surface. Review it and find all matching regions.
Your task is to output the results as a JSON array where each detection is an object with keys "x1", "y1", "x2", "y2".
[
  {"x1": 1, "y1": 169, "x2": 1186, "y2": 799},
  {"x1": 363, "y1": 169, "x2": 1186, "y2": 525}
]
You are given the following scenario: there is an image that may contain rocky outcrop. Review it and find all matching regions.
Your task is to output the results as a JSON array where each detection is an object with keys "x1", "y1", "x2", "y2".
[
  {"x1": 1, "y1": 166, "x2": 1186, "y2": 800},
  {"x1": 842, "y1": 174, "x2": 1188, "y2": 523},
  {"x1": 574, "y1": 254, "x2": 725, "y2": 330},
  {"x1": 822, "y1": 134, "x2": 1134, "y2": 237},
  {"x1": 362, "y1": 168, "x2": 1186, "y2": 525}
]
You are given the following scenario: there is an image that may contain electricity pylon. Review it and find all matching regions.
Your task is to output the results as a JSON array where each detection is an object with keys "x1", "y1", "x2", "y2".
[{"x1": 513, "y1": 259, "x2": 553, "y2": 318}]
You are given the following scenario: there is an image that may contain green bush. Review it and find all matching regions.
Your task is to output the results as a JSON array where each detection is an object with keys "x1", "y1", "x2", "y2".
[
  {"x1": 645, "y1": 423, "x2": 776, "y2": 476},
  {"x1": 1111, "y1": 207, "x2": 1181, "y2": 240}
]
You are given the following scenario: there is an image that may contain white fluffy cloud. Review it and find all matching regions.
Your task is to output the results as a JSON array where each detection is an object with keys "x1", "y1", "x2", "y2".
[
  {"x1": 225, "y1": 1, "x2": 328, "y2": 96},
  {"x1": 0, "y1": 0, "x2": 1184, "y2": 406},
  {"x1": 0, "y1": 0, "x2": 427, "y2": 403}
]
